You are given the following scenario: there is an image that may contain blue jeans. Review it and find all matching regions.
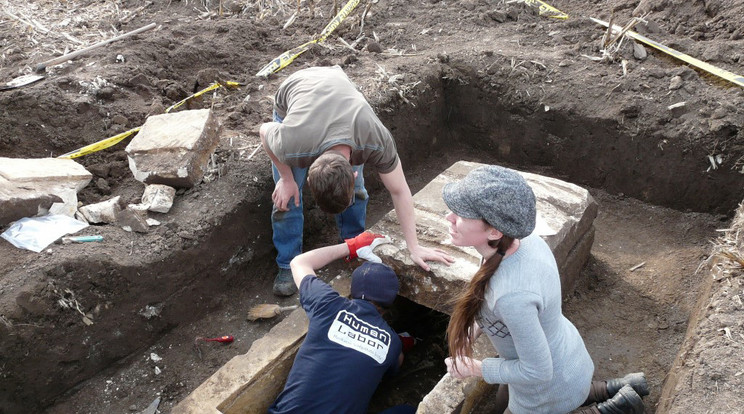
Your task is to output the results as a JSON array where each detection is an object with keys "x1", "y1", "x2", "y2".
[{"x1": 271, "y1": 112, "x2": 369, "y2": 269}]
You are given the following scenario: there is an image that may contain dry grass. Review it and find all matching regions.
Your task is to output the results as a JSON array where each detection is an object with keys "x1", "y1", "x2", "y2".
[{"x1": 1, "y1": 0, "x2": 153, "y2": 73}]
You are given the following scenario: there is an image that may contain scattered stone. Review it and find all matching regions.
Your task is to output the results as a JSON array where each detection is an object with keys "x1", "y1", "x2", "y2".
[
  {"x1": 125, "y1": 108, "x2": 221, "y2": 188},
  {"x1": 633, "y1": 42, "x2": 647, "y2": 60},
  {"x1": 669, "y1": 75, "x2": 684, "y2": 90},
  {"x1": 77, "y1": 196, "x2": 122, "y2": 224},
  {"x1": 116, "y1": 205, "x2": 150, "y2": 233},
  {"x1": 128, "y1": 73, "x2": 152, "y2": 87},
  {"x1": 668, "y1": 101, "x2": 688, "y2": 117},
  {"x1": 141, "y1": 184, "x2": 176, "y2": 213},
  {"x1": 95, "y1": 87, "x2": 115, "y2": 100},
  {"x1": 711, "y1": 107, "x2": 727, "y2": 119},
  {"x1": 139, "y1": 304, "x2": 163, "y2": 319},
  {"x1": 366, "y1": 42, "x2": 383, "y2": 53},
  {"x1": 0, "y1": 157, "x2": 92, "y2": 218},
  {"x1": 95, "y1": 178, "x2": 111, "y2": 194},
  {"x1": 506, "y1": 7, "x2": 519, "y2": 20},
  {"x1": 111, "y1": 114, "x2": 128, "y2": 126},
  {"x1": 558, "y1": 60, "x2": 570, "y2": 67},
  {"x1": 488, "y1": 10, "x2": 507, "y2": 23}
]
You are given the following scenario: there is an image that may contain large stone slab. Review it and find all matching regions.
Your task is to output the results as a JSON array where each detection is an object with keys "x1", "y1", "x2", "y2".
[
  {"x1": 371, "y1": 161, "x2": 597, "y2": 315},
  {"x1": 125, "y1": 109, "x2": 220, "y2": 188},
  {"x1": 0, "y1": 157, "x2": 92, "y2": 222}
]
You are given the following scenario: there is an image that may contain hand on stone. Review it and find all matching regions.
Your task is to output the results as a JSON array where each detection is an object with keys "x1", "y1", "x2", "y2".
[
  {"x1": 409, "y1": 245, "x2": 454, "y2": 272},
  {"x1": 445, "y1": 356, "x2": 483, "y2": 380}
]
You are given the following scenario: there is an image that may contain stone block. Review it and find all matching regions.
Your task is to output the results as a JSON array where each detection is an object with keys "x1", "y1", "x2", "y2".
[
  {"x1": 0, "y1": 157, "x2": 92, "y2": 219},
  {"x1": 116, "y1": 205, "x2": 150, "y2": 233},
  {"x1": 125, "y1": 109, "x2": 220, "y2": 188},
  {"x1": 141, "y1": 184, "x2": 176, "y2": 213},
  {"x1": 371, "y1": 160, "x2": 597, "y2": 315},
  {"x1": 77, "y1": 196, "x2": 122, "y2": 224},
  {"x1": 0, "y1": 181, "x2": 61, "y2": 227}
]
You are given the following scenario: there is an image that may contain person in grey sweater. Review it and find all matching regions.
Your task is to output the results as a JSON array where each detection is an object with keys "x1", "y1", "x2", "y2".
[{"x1": 442, "y1": 165, "x2": 648, "y2": 414}]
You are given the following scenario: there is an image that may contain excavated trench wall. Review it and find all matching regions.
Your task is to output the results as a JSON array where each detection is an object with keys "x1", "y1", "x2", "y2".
[
  {"x1": 174, "y1": 66, "x2": 738, "y2": 413},
  {"x1": 3, "y1": 64, "x2": 736, "y2": 412}
]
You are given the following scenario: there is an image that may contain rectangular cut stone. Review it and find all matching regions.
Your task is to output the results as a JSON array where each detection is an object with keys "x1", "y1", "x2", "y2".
[
  {"x1": 371, "y1": 160, "x2": 597, "y2": 315},
  {"x1": 0, "y1": 180, "x2": 61, "y2": 226},
  {"x1": 125, "y1": 109, "x2": 220, "y2": 188},
  {"x1": 0, "y1": 157, "x2": 92, "y2": 219}
]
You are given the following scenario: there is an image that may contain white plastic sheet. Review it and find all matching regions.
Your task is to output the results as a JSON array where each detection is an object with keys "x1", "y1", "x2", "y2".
[{"x1": 1, "y1": 215, "x2": 89, "y2": 252}]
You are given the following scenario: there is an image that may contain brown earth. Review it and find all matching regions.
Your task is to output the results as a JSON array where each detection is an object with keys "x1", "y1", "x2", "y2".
[{"x1": 0, "y1": 0, "x2": 743, "y2": 413}]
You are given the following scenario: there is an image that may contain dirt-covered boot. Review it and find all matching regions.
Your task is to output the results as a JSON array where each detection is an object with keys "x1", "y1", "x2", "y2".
[
  {"x1": 597, "y1": 385, "x2": 645, "y2": 414},
  {"x1": 607, "y1": 372, "x2": 649, "y2": 398},
  {"x1": 273, "y1": 268, "x2": 297, "y2": 297}
]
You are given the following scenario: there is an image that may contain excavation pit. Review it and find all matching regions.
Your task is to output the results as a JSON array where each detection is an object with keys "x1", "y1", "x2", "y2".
[{"x1": 1, "y1": 1, "x2": 742, "y2": 412}]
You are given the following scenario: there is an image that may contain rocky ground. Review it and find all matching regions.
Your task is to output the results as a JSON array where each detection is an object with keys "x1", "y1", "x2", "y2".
[{"x1": 1, "y1": 0, "x2": 743, "y2": 413}]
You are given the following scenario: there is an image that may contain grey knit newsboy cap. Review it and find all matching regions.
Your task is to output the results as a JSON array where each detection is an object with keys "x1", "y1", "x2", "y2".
[{"x1": 442, "y1": 165, "x2": 536, "y2": 239}]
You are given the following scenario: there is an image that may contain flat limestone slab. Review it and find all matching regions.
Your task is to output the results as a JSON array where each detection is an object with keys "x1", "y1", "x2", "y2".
[
  {"x1": 372, "y1": 160, "x2": 597, "y2": 315},
  {"x1": 0, "y1": 157, "x2": 92, "y2": 221},
  {"x1": 125, "y1": 109, "x2": 220, "y2": 188},
  {"x1": 0, "y1": 181, "x2": 61, "y2": 226}
]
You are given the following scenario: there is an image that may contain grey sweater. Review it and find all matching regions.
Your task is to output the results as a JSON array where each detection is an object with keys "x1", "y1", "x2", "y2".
[{"x1": 479, "y1": 233, "x2": 594, "y2": 414}]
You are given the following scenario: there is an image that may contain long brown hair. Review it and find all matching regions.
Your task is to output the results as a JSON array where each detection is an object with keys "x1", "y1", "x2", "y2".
[{"x1": 446, "y1": 234, "x2": 514, "y2": 367}]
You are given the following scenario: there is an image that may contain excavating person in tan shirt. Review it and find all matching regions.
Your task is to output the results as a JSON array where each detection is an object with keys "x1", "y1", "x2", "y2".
[{"x1": 259, "y1": 65, "x2": 453, "y2": 296}]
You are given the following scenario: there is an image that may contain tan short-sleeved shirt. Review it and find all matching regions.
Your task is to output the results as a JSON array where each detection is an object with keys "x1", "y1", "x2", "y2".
[{"x1": 264, "y1": 66, "x2": 399, "y2": 173}]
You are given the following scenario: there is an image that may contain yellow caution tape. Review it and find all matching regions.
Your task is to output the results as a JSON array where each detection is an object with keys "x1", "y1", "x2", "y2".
[
  {"x1": 57, "y1": 80, "x2": 242, "y2": 159},
  {"x1": 522, "y1": 0, "x2": 568, "y2": 19},
  {"x1": 57, "y1": 127, "x2": 141, "y2": 159},
  {"x1": 591, "y1": 18, "x2": 744, "y2": 88},
  {"x1": 165, "y1": 81, "x2": 243, "y2": 113},
  {"x1": 256, "y1": 0, "x2": 362, "y2": 77}
]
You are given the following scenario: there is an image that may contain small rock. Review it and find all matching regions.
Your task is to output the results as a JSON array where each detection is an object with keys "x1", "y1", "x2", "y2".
[
  {"x1": 668, "y1": 101, "x2": 688, "y2": 117},
  {"x1": 632, "y1": 42, "x2": 647, "y2": 60},
  {"x1": 669, "y1": 75, "x2": 683, "y2": 90},
  {"x1": 506, "y1": 7, "x2": 519, "y2": 20},
  {"x1": 558, "y1": 60, "x2": 570, "y2": 67},
  {"x1": 95, "y1": 178, "x2": 111, "y2": 194},
  {"x1": 116, "y1": 206, "x2": 149, "y2": 233},
  {"x1": 111, "y1": 114, "x2": 128, "y2": 126},
  {"x1": 366, "y1": 42, "x2": 383, "y2": 53},
  {"x1": 488, "y1": 10, "x2": 507, "y2": 23},
  {"x1": 437, "y1": 53, "x2": 450, "y2": 63},
  {"x1": 342, "y1": 54, "x2": 358, "y2": 66},
  {"x1": 96, "y1": 87, "x2": 115, "y2": 100},
  {"x1": 128, "y1": 404, "x2": 138, "y2": 411},
  {"x1": 711, "y1": 107, "x2": 727, "y2": 119}
]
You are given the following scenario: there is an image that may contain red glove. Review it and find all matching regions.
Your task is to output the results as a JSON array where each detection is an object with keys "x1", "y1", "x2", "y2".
[
  {"x1": 398, "y1": 332, "x2": 417, "y2": 353},
  {"x1": 345, "y1": 231, "x2": 386, "y2": 260}
]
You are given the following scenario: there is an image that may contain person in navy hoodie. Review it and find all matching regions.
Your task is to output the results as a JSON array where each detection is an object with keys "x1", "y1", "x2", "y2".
[{"x1": 268, "y1": 231, "x2": 414, "y2": 414}]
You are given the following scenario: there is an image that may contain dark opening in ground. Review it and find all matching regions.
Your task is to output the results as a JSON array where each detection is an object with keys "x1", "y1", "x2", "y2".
[{"x1": 368, "y1": 296, "x2": 450, "y2": 413}]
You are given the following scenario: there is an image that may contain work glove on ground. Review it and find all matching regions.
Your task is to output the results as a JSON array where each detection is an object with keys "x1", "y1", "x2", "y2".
[{"x1": 345, "y1": 231, "x2": 392, "y2": 263}]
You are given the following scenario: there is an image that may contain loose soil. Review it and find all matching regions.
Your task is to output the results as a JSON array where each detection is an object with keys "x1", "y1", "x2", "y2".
[{"x1": 0, "y1": 0, "x2": 742, "y2": 413}]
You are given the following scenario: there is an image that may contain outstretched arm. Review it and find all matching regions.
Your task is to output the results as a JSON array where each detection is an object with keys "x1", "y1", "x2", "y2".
[
  {"x1": 290, "y1": 232, "x2": 388, "y2": 287},
  {"x1": 260, "y1": 122, "x2": 300, "y2": 211},
  {"x1": 379, "y1": 162, "x2": 454, "y2": 271},
  {"x1": 290, "y1": 243, "x2": 350, "y2": 288}
]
